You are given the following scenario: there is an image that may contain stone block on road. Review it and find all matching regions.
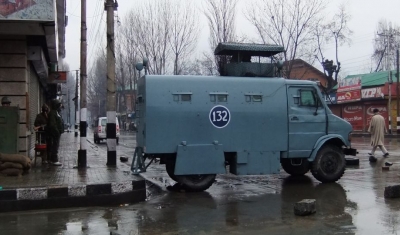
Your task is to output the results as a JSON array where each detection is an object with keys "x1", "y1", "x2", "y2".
[
  {"x1": 384, "y1": 185, "x2": 400, "y2": 198},
  {"x1": 294, "y1": 199, "x2": 316, "y2": 216},
  {"x1": 382, "y1": 166, "x2": 390, "y2": 171}
]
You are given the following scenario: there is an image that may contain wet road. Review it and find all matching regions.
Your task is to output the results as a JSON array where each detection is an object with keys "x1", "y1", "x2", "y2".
[{"x1": 1, "y1": 134, "x2": 400, "y2": 235}]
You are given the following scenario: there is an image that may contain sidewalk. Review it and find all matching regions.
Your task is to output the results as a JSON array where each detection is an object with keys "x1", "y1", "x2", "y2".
[{"x1": 0, "y1": 132, "x2": 146, "y2": 213}]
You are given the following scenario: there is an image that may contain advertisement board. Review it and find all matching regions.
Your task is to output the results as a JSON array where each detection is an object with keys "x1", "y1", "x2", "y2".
[
  {"x1": 361, "y1": 87, "x2": 384, "y2": 99},
  {"x1": 365, "y1": 105, "x2": 388, "y2": 128},
  {"x1": 48, "y1": 71, "x2": 67, "y2": 84},
  {"x1": 0, "y1": 0, "x2": 54, "y2": 21},
  {"x1": 342, "y1": 105, "x2": 363, "y2": 131},
  {"x1": 324, "y1": 93, "x2": 337, "y2": 104},
  {"x1": 337, "y1": 90, "x2": 361, "y2": 103},
  {"x1": 337, "y1": 76, "x2": 362, "y2": 92}
]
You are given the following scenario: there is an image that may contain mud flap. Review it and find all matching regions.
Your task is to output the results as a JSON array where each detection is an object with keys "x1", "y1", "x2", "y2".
[{"x1": 174, "y1": 144, "x2": 226, "y2": 175}]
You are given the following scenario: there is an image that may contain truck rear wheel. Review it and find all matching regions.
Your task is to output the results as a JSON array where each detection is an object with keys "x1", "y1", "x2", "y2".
[
  {"x1": 175, "y1": 174, "x2": 216, "y2": 192},
  {"x1": 281, "y1": 158, "x2": 310, "y2": 176},
  {"x1": 311, "y1": 145, "x2": 345, "y2": 183},
  {"x1": 165, "y1": 158, "x2": 179, "y2": 182}
]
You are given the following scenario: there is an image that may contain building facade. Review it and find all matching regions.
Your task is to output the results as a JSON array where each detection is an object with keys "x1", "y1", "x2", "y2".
[
  {"x1": 0, "y1": 0, "x2": 66, "y2": 156},
  {"x1": 329, "y1": 71, "x2": 398, "y2": 132}
]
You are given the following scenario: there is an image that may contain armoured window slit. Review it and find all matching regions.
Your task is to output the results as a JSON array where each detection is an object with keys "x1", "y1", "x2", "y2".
[
  {"x1": 245, "y1": 94, "x2": 263, "y2": 102},
  {"x1": 209, "y1": 93, "x2": 228, "y2": 103},
  {"x1": 181, "y1": 94, "x2": 191, "y2": 101},
  {"x1": 172, "y1": 92, "x2": 192, "y2": 102}
]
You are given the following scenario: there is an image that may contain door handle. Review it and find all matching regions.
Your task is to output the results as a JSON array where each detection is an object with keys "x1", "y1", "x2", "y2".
[{"x1": 291, "y1": 116, "x2": 299, "y2": 121}]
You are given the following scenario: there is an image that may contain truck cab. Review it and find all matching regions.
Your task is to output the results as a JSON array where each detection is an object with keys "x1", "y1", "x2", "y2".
[{"x1": 132, "y1": 42, "x2": 356, "y2": 192}]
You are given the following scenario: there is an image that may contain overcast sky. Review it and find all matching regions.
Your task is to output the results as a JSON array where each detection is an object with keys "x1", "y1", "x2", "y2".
[{"x1": 64, "y1": 0, "x2": 400, "y2": 77}]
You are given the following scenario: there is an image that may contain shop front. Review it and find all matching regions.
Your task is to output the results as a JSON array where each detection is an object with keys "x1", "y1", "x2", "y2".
[
  {"x1": 341, "y1": 101, "x2": 388, "y2": 132},
  {"x1": 335, "y1": 77, "x2": 389, "y2": 132}
]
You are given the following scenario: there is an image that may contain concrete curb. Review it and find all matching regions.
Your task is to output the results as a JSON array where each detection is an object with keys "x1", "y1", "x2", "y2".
[{"x1": 0, "y1": 179, "x2": 146, "y2": 213}]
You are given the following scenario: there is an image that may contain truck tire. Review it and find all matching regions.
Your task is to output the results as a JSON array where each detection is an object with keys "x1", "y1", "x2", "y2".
[
  {"x1": 311, "y1": 145, "x2": 345, "y2": 183},
  {"x1": 175, "y1": 174, "x2": 216, "y2": 192},
  {"x1": 165, "y1": 158, "x2": 179, "y2": 182},
  {"x1": 281, "y1": 158, "x2": 310, "y2": 176}
]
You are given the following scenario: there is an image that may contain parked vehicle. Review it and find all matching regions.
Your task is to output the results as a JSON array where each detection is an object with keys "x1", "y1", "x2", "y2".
[
  {"x1": 93, "y1": 117, "x2": 120, "y2": 144},
  {"x1": 132, "y1": 43, "x2": 356, "y2": 192}
]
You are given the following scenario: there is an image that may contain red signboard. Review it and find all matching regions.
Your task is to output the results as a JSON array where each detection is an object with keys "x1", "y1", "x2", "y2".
[
  {"x1": 342, "y1": 105, "x2": 363, "y2": 131},
  {"x1": 365, "y1": 105, "x2": 388, "y2": 128},
  {"x1": 337, "y1": 90, "x2": 361, "y2": 103},
  {"x1": 361, "y1": 87, "x2": 384, "y2": 99},
  {"x1": 382, "y1": 82, "x2": 399, "y2": 96},
  {"x1": 48, "y1": 71, "x2": 67, "y2": 84}
]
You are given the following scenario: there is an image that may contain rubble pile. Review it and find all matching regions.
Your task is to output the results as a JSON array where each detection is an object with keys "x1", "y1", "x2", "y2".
[{"x1": 0, "y1": 153, "x2": 31, "y2": 176}]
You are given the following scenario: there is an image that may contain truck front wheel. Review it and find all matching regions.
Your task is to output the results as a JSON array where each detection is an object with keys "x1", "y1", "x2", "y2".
[
  {"x1": 311, "y1": 145, "x2": 345, "y2": 183},
  {"x1": 175, "y1": 174, "x2": 216, "y2": 192},
  {"x1": 281, "y1": 158, "x2": 310, "y2": 176}
]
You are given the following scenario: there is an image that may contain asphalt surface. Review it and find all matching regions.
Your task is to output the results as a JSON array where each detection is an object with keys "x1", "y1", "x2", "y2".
[{"x1": 1, "y1": 133, "x2": 400, "y2": 235}]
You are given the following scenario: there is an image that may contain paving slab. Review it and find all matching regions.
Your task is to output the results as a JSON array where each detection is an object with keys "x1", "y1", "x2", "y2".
[{"x1": 0, "y1": 132, "x2": 146, "y2": 212}]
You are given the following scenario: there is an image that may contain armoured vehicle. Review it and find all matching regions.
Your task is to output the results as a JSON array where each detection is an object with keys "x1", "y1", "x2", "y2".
[{"x1": 132, "y1": 42, "x2": 356, "y2": 192}]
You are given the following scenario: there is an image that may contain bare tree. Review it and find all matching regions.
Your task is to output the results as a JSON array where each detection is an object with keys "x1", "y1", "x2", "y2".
[
  {"x1": 372, "y1": 19, "x2": 400, "y2": 72},
  {"x1": 119, "y1": 13, "x2": 141, "y2": 112},
  {"x1": 246, "y1": 0, "x2": 326, "y2": 78},
  {"x1": 204, "y1": 0, "x2": 238, "y2": 75},
  {"x1": 169, "y1": 0, "x2": 199, "y2": 75},
  {"x1": 314, "y1": 3, "x2": 352, "y2": 90},
  {"x1": 115, "y1": 29, "x2": 130, "y2": 113},
  {"x1": 87, "y1": 48, "x2": 107, "y2": 117},
  {"x1": 126, "y1": 0, "x2": 172, "y2": 75},
  {"x1": 180, "y1": 54, "x2": 218, "y2": 76}
]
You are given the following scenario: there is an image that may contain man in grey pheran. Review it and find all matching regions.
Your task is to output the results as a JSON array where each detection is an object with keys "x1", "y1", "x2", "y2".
[{"x1": 368, "y1": 108, "x2": 389, "y2": 160}]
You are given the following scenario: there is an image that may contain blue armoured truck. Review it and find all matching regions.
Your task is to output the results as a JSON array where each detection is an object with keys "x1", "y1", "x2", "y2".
[{"x1": 132, "y1": 42, "x2": 356, "y2": 192}]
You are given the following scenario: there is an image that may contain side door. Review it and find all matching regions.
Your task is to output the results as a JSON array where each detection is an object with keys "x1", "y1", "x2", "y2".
[{"x1": 287, "y1": 86, "x2": 326, "y2": 158}]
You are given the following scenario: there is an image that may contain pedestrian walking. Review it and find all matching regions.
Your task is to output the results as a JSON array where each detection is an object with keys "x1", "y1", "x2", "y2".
[
  {"x1": 34, "y1": 104, "x2": 49, "y2": 164},
  {"x1": 47, "y1": 99, "x2": 64, "y2": 166},
  {"x1": 368, "y1": 108, "x2": 389, "y2": 161}
]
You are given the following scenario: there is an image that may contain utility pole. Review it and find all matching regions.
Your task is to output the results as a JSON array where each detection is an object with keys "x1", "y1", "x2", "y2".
[
  {"x1": 105, "y1": 0, "x2": 118, "y2": 166},
  {"x1": 77, "y1": 0, "x2": 88, "y2": 168},
  {"x1": 74, "y1": 70, "x2": 79, "y2": 137},
  {"x1": 67, "y1": 88, "x2": 70, "y2": 125},
  {"x1": 397, "y1": 49, "x2": 399, "y2": 133}
]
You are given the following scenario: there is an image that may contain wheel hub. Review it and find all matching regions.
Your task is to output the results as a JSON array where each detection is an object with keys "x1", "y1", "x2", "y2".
[{"x1": 322, "y1": 153, "x2": 338, "y2": 173}]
